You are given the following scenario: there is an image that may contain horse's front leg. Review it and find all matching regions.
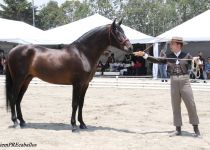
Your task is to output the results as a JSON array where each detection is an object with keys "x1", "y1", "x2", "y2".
[
  {"x1": 78, "y1": 84, "x2": 89, "y2": 129},
  {"x1": 71, "y1": 84, "x2": 80, "y2": 132}
]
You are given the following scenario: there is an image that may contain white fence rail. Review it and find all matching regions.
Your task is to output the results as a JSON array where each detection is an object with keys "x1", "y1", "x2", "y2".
[{"x1": 0, "y1": 76, "x2": 209, "y2": 91}]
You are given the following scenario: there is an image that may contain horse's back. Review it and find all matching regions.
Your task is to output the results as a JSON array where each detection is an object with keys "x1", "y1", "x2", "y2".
[{"x1": 7, "y1": 44, "x2": 93, "y2": 85}]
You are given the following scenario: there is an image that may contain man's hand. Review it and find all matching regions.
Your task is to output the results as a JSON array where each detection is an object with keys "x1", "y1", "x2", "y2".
[
  {"x1": 133, "y1": 51, "x2": 145, "y2": 57},
  {"x1": 192, "y1": 57, "x2": 199, "y2": 61}
]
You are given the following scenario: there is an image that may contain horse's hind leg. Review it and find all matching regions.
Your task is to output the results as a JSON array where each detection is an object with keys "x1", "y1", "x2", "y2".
[
  {"x1": 10, "y1": 83, "x2": 22, "y2": 128},
  {"x1": 16, "y1": 76, "x2": 32, "y2": 128},
  {"x1": 10, "y1": 104, "x2": 18, "y2": 128}
]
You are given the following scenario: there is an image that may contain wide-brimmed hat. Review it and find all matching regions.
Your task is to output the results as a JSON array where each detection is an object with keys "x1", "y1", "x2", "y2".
[{"x1": 170, "y1": 36, "x2": 187, "y2": 45}]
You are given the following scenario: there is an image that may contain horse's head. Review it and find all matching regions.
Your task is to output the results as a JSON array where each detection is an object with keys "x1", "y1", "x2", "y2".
[{"x1": 109, "y1": 19, "x2": 133, "y2": 53}]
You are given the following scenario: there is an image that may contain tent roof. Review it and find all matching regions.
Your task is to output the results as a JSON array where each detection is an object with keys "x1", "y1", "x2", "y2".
[
  {"x1": 0, "y1": 14, "x2": 153, "y2": 45},
  {"x1": 0, "y1": 18, "x2": 48, "y2": 44},
  {"x1": 46, "y1": 14, "x2": 153, "y2": 44},
  {"x1": 153, "y1": 10, "x2": 210, "y2": 43}
]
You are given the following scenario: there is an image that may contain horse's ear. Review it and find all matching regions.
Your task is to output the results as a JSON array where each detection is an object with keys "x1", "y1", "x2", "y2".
[
  {"x1": 112, "y1": 18, "x2": 117, "y2": 30},
  {"x1": 118, "y1": 19, "x2": 123, "y2": 26}
]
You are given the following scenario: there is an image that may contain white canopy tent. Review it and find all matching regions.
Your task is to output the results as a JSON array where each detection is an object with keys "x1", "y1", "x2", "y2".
[
  {"x1": 153, "y1": 10, "x2": 210, "y2": 43},
  {"x1": 151, "y1": 10, "x2": 210, "y2": 79},
  {"x1": 45, "y1": 14, "x2": 153, "y2": 44},
  {"x1": 0, "y1": 14, "x2": 153, "y2": 45},
  {"x1": 0, "y1": 18, "x2": 49, "y2": 44}
]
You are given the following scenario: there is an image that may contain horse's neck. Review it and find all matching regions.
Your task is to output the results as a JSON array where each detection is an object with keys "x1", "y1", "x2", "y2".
[{"x1": 75, "y1": 27, "x2": 110, "y2": 66}]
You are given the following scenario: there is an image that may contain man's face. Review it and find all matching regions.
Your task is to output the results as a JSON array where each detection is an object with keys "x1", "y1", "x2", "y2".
[
  {"x1": 170, "y1": 42, "x2": 182, "y2": 53},
  {"x1": 208, "y1": 58, "x2": 210, "y2": 63}
]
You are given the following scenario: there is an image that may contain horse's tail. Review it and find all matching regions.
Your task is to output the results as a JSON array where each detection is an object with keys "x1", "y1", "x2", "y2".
[{"x1": 5, "y1": 63, "x2": 13, "y2": 111}]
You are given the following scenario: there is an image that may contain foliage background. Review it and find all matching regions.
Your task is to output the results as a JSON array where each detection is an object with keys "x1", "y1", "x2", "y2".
[{"x1": 0, "y1": 0, "x2": 210, "y2": 36}]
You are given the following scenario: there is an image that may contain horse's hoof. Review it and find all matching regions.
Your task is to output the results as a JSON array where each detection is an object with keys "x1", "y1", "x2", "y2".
[
  {"x1": 13, "y1": 121, "x2": 19, "y2": 128},
  {"x1": 20, "y1": 122, "x2": 26, "y2": 128},
  {"x1": 72, "y1": 125, "x2": 77, "y2": 132},
  {"x1": 79, "y1": 124, "x2": 87, "y2": 129}
]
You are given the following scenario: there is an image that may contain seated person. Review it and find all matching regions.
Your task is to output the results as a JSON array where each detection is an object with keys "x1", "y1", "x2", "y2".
[
  {"x1": 123, "y1": 54, "x2": 132, "y2": 64},
  {"x1": 133, "y1": 60, "x2": 142, "y2": 75},
  {"x1": 0, "y1": 56, "x2": 5, "y2": 74},
  {"x1": 98, "y1": 61, "x2": 110, "y2": 75},
  {"x1": 205, "y1": 57, "x2": 210, "y2": 79},
  {"x1": 107, "y1": 53, "x2": 116, "y2": 64}
]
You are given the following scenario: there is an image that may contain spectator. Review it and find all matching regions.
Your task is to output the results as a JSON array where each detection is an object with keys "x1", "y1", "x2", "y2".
[
  {"x1": 159, "y1": 49, "x2": 168, "y2": 82},
  {"x1": 1, "y1": 56, "x2": 6, "y2": 74},
  {"x1": 0, "y1": 46, "x2": 5, "y2": 74},
  {"x1": 123, "y1": 54, "x2": 132, "y2": 64},
  {"x1": 98, "y1": 60, "x2": 109, "y2": 75},
  {"x1": 106, "y1": 53, "x2": 115, "y2": 72},
  {"x1": 197, "y1": 52, "x2": 207, "y2": 83},
  {"x1": 107, "y1": 53, "x2": 115, "y2": 63},
  {"x1": 205, "y1": 57, "x2": 210, "y2": 79},
  {"x1": 122, "y1": 54, "x2": 133, "y2": 75},
  {"x1": 133, "y1": 60, "x2": 142, "y2": 75},
  {"x1": 0, "y1": 57, "x2": 3, "y2": 74}
]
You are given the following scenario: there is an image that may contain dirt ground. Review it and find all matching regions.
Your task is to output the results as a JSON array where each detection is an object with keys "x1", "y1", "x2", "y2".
[{"x1": 0, "y1": 84, "x2": 210, "y2": 150}]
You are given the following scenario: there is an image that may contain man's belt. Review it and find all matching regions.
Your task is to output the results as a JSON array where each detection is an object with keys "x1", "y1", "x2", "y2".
[{"x1": 171, "y1": 73, "x2": 188, "y2": 76}]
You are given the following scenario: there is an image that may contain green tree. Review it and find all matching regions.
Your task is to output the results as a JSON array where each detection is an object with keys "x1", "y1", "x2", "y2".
[
  {"x1": 61, "y1": 0, "x2": 91, "y2": 22},
  {"x1": 0, "y1": 0, "x2": 36, "y2": 25},
  {"x1": 37, "y1": 1, "x2": 68, "y2": 30},
  {"x1": 122, "y1": 0, "x2": 157, "y2": 35},
  {"x1": 88, "y1": 0, "x2": 115, "y2": 19},
  {"x1": 172, "y1": 0, "x2": 210, "y2": 22},
  {"x1": 121, "y1": 0, "x2": 210, "y2": 36}
]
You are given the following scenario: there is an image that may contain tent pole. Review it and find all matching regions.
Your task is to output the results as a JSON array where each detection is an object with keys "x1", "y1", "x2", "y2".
[{"x1": 32, "y1": 0, "x2": 35, "y2": 27}]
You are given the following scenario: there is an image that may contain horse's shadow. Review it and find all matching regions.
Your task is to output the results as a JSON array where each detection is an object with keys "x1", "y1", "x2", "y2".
[
  {"x1": 25, "y1": 122, "x2": 71, "y2": 130},
  {"x1": 25, "y1": 122, "x2": 137, "y2": 133},
  {"x1": 23, "y1": 122, "x2": 179, "y2": 135}
]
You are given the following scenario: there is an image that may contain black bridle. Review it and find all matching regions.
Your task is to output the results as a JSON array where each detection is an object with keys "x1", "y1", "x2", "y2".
[{"x1": 108, "y1": 25, "x2": 129, "y2": 47}]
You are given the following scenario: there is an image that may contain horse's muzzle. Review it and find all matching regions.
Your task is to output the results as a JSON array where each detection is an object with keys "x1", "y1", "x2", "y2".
[
  {"x1": 127, "y1": 45, "x2": 133, "y2": 53},
  {"x1": 128, "y1": 46, "x2": 133, "y2": 52},
  {"x1": 123, "y1": 45, "x2": 133, "y2": 54}
]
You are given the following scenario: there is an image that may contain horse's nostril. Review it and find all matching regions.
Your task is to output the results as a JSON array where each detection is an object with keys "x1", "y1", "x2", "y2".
[{"x1": 129, "y1": 47, "x2": 133, "y2": 51}]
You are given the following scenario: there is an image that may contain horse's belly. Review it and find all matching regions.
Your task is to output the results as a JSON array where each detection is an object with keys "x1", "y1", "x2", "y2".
[
  {"x1": 33, "y1": 68, "x2": 74, "y2": 85},
  {"x1": 36, "y1": 74, "x2": 73, "y2": 85},
  {"x1": 33, "y1": 69, "x2": 90, "y2": 85}
]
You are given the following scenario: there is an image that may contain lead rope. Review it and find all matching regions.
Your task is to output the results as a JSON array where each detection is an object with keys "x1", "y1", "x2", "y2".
[{"x1": 142, "y1": 36, "x2": 169, "y2": 52}]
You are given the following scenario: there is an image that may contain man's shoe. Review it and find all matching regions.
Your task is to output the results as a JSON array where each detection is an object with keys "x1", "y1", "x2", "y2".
[
  {"x1": 169, "y1": 126, "x2": 181, "y2": 137},
  {"x1": 193, "y1": 125, "x2": 201, "y2": 137}
]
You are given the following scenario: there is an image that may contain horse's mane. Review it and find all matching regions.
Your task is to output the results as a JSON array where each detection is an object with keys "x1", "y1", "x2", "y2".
[{"x1": 73, "y1": 25, "x2": 109, "y2": 44}]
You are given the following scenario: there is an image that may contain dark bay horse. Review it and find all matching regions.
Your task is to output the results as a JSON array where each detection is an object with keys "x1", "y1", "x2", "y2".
[{"x1": 5, "y1": 19, "x2": 133, "y2": 131}]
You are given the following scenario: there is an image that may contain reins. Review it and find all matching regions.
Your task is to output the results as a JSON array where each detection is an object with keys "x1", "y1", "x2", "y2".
[{"x1": 142, "y1": 36, "x2": 169, "y2": 52}]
